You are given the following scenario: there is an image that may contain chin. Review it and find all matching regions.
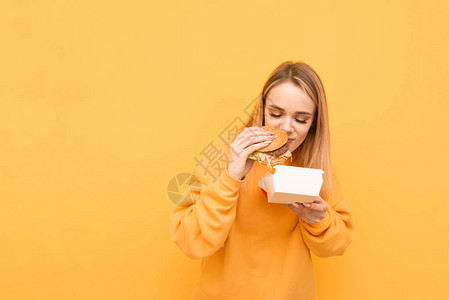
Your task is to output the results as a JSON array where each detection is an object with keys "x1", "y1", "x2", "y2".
[
  {"x1": 288, "y1": 144, "x2": 298, "y2": 152},
  {"x1": 289, "y1": 142, "x2": 302, "y2": 153}
]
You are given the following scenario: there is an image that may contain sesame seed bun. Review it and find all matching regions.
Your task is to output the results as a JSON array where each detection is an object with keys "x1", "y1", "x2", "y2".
[{"x1": 258, "y1": 126, "x2": 288, "y2": 152}]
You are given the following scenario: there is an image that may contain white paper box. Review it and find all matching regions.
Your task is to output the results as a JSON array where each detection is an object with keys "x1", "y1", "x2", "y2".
[{"x1": 258, "y1": 165, "x2": 325, "y2": 204}]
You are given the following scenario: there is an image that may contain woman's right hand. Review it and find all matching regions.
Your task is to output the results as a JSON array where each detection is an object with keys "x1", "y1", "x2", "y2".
[{"x1": 227, "y1": 127, "x2": 275, "y2": 180}]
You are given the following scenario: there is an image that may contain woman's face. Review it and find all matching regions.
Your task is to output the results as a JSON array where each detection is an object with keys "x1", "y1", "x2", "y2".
[{"x1": 264, "y1": 81, "x2": 316, "y2": 153}]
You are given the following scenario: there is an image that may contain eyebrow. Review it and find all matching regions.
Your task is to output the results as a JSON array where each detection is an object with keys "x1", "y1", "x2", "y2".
[{"x1": 268, "y1": 104, "x2": 313, "y2": 116}]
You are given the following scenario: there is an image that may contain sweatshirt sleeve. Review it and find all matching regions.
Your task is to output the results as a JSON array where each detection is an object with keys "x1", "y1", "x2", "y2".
[
  {"x1": 299, "y1": 174, "x2": 354, "y2": 258},
  {"x1": 170, "y1": 154, "x2": 244, "y2": 259}
]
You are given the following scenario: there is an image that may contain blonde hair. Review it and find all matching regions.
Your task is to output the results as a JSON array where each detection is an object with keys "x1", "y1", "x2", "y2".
[{"x1": 239, "y1": 61, "x2": 334, "y2": 201}]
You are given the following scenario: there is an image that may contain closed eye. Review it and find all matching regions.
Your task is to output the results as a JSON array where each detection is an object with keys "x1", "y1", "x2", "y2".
[{"x1": 269, "y1": 112, "x2": 308, "y2": 124}]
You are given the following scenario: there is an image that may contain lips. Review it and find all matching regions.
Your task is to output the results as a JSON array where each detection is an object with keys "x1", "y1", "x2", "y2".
[{"x1": 287, "y1": 138, "x2": 294, "y2": 144}]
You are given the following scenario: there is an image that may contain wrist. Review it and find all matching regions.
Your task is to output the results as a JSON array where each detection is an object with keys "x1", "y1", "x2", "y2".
[{"x1": 226, "y1": 167, "x2": 243, "y2": 181}]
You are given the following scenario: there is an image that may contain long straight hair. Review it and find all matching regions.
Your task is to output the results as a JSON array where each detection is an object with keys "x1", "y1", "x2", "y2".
[{"x1": 240, "y1": 61, "x2": 334, "y2": 201}]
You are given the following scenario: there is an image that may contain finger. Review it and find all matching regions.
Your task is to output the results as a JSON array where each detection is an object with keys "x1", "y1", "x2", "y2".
[
  {"x1": 231, "y1": 133, "x2": 272, "y2": 157},
  {"x1": 233, "y1": 128, "x2": 257, "y2": 144},
  {"x1": 260, "y1": 127, "x2": 275, "y2": 134},
  {"x1": 249, "y1": 126, "x2": 275, "y2": 134},
  {"x1": 236, "y1": 134, "x2": 274, "y2": 149},
  {"x1": 240, "y1": 139, "x2": 273, "y2": 157},
  {"x1": 244, "y1": 127, "x2": 274, "y2": 138},
  {"x1": 304, "y1": 201, "x2": 318, "y2": 210},
  {"x1": 309, "y1": 202, "x2": 327, "y2": 212},
  {"x1": 308, "y1": 203, "x2": 318, "y2": 210},
  {"x1": 292, "y1": 202, "x2": 301, "y2": 208},
  {"x1": 234, "y1": 128, "x2": 273, "y2": 150},
  {"x1": 313, "y1": 196, "x2": 324, "y2": 203},
  {"x1": 307, "y1": 197, "x2": 325, "y2": 209}
]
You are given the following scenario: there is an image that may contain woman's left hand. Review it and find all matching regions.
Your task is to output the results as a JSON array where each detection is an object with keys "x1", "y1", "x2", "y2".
[{"x1": 284, "y1": 196, "x2": 328, "y2": 225}]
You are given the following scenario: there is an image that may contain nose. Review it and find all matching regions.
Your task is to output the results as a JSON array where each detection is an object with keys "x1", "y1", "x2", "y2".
[{"x1": 280, "y1": 117, "x2": 294, "y2": 134}]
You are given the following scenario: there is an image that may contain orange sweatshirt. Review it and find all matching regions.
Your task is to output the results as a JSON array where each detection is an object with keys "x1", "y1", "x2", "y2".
[{"x1": 170, "y1": 145, "x2": 354, "y2": 300}]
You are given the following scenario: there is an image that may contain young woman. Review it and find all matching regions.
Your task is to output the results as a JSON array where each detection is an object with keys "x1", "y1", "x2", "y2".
[{"x1": 170, "y1": 61, "x2": 354, "y2": 300}]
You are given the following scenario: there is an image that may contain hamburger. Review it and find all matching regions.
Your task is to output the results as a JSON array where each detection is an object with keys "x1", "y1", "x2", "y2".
[{"x1": 248, "y1": 126, "x2": 292, "y2": 169}]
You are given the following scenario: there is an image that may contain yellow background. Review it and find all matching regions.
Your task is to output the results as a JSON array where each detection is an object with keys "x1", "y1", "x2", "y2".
[{"x1": 1, "y1": 0, "x2": 448, "y2": 299}]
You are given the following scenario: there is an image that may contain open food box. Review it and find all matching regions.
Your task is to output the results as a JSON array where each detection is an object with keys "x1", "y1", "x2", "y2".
[{"x1": 258, "y1": 165, "x2": 324, "y2": 204}]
